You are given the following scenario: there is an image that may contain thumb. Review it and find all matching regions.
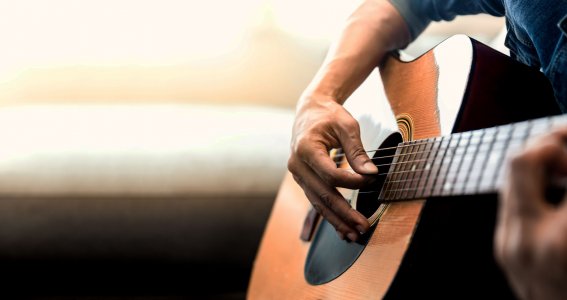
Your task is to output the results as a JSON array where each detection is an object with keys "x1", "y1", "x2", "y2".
[{"x1": 339, "y1": 126, "x2": 378, "y2": 175}]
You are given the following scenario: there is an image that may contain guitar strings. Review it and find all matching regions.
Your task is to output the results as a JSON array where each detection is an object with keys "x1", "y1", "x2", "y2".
[
  {"x1": 333, "y1": 137, "x2": 522, "y2": 171},
  {"x1": 331, "y1": 119, "x2": 551, "y2": 163},
  {"x1": 360, "y1": 181, "x2": 500, "y2": 201},
  {"x1": 343, "y1": 157, "x2": 498, "y2": 182},
  {"x1": 360, "y1": 169, "x2": 567, "y2": 198},
  {"x1": 379, "y1": 178, "x2": 498, "y2": 196},
  {"x1": 331, "y1": 131, "x2": 495, "y2": 158},
  {"x1": 334, "y1": 141, "x2": 514, "y2": 196},
  {"x1": 326, "y1": 141, "x2": 519, "y2": 195},
  {"x1": 330, "y1": 117, "x2": 553, "y2": 160},
  {"x1": 351, "y1": 161, "x2": 504, "y2": 196},
  {"x1": 356, "y1": 169, "x2": 501, "y2": 195},
  {"x1": 332, "y1": 137, "x2": 440, "y2": 158},
  {"x1": 332, "y1": 134, "x2": 528, "y2": 166}
]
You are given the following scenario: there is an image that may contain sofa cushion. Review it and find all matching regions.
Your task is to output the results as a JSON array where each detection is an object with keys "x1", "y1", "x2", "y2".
[{"x1": 0, "y1": 104, "x2": 293, "y2": 197}]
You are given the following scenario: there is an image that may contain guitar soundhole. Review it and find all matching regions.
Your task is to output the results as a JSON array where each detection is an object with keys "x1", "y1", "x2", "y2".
[
  {"x1": 355, "y1": 133, "x2": 402, "y2": 221},
  {"x1": 304, "y1": 133, "x2": 403, "y2": 286}
]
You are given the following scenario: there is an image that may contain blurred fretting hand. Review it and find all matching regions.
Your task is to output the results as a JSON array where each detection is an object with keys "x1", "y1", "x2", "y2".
[{"x1": 496, "y1": 127, "x2": 567, "y2": 300}]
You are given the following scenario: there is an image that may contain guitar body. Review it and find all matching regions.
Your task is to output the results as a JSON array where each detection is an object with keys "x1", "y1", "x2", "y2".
[{"x1": 247, "y1": 35, "x2": 560, "y2": 299}]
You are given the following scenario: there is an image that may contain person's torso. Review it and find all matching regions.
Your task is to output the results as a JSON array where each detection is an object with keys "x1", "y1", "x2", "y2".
[{"x1": 502, "y1": 0, "x2": 566, "y2": 111}]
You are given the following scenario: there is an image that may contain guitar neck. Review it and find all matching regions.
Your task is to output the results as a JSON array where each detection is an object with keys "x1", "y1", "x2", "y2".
[{"x1": 379, "y1": 114, "x2": 567, "y2": 201}]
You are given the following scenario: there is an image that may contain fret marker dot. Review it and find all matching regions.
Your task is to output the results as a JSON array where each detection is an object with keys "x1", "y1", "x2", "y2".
[
  {"x1": 425, "y1": 163, "x2": 431, "y2": 170},
  {"x1": 444, "y1": 182, "x2": 452, "y2": 191},
  {"x1": 411, "y1": 164, "x2": 416, "y2": 171}
]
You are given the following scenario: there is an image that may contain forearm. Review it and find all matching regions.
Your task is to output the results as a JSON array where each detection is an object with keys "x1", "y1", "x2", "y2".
[
  {"x1": 302, "y1": 0, "x2": 411, "y2": 105},
  {"x1": 289, "y1": 0, "x2": 411, "y2": 241}
]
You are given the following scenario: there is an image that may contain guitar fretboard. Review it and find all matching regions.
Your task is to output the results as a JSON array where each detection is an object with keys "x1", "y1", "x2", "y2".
[{"x1": 378, "y1": 115, "x2": 567, "y2": 201}]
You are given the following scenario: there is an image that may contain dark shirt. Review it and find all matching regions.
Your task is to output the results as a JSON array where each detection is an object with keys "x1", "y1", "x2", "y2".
[{"x1": 389, "y1": 0, "x2": 567, "y2": 112}]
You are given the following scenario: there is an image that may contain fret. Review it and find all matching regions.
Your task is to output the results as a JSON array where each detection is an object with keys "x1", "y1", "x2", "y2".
[
  {"x1": 400, "y1": 141, "x2": 422, "y2": 199},
  {"x1": 423, "y1": 137, "x2": 449, "y2": 198},
  {"x1": 394, "y1": 141, "x2": 412, "y2": 200},
  {"x1": 459, "y1": 130, "x2": 484, "y2": 193},
  {"x1": 444, "y1": 131, "x2": 472, "y2": 196},
  {"x1": 435, "y1": 133, "x2": 463, "y2": 196},
  {"x1": 505, "y1": 121, "x2": 531, "y2": 158},
  {"x1": 413, "y1": 138, "x2": 436, "y2": 199},
  {"x1": 412, "y1": 140, "x2": 430, "y2": 199},
  {"x1": 389, "y1": 143, "x2": 406, "y2": 200},
  {"x1": 432, "y1": 133, "x2": 461, "y2": 197},
  {"x1": 380, "y1": 147, "x2": 396, "y2": 200},
  {"x1": 442, "y1": 153, "x2": 484, "y2": 191},
  {"x1": 452, "y1": 134, "x2": 477, "y2": 195},
  {"x1": 491, "y1": 120, "x2": 538, "y2": 190},
  {"x1": 512, "y1": 122, "x2": 530, "y2": 148},
  {"x1": 395, "y1": 141, "x2": 416, "y2": 200},
  {"x1": 407, "y1": 141, "x2": 427, "y2": 199},
  {"x1": 395, "y1": 141, "x2": 412, "y2": 200},
  {"x1": 382, "y1": 145, "x2": 404, "y2": 201},
  {"x1": 416, "y1": 138, "x2": 436, "y2": 198},
  {"x1": 492, "y1": 122, "x2": 530, "y2": 191},
  {"x1": 511, "y1": 120, "x2": 530, "y2": 139},
  {"x1": 466, "y1": 127, "x2": 497, "y2": 194},
  {"x1": 423, "y1": 136, "x2": 451, "y2": 197},
  {"x1": 461, "y1": 129, "x2": 485, "y2": 195},
  {"x1": 478, "y1": 125, "x2": 513, "y2": 193},
  {"x1": 527, "y1": 117, "x2": 550, "y2": 140}
]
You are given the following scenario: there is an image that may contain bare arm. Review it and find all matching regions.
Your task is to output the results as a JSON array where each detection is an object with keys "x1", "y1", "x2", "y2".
[{"x1": 288, "y1": 0, "x2": 410, "y2": 241}]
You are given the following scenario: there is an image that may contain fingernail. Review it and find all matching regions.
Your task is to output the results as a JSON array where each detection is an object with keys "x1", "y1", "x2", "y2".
[
  {"x1": 356, "y1": 225, "x2": 366, "y2": 235},
  {"x1": 363, "y1": 161, "x2": 378, "y2": 174},
  {"x1": 347, "y1": 232, "x2": 358, "y2": 241}
]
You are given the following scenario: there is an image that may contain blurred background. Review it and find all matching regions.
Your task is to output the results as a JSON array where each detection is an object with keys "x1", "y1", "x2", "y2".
[
  {"x1": 0, "y1": 0, "x2": 504, "y2": 108},
  {"x1": 0, "y1": 0, "x2": 505, "y2": 298}
]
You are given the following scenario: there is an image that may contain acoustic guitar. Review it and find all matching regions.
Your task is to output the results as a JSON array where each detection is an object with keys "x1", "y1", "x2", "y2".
[{"x1": 247, "y1": 35, "x2": 562, "y2": 299}]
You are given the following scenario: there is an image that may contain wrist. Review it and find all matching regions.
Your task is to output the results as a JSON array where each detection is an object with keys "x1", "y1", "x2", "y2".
[{"x1": 298, "y1": 91, "x2": 340, "y2": 112}]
